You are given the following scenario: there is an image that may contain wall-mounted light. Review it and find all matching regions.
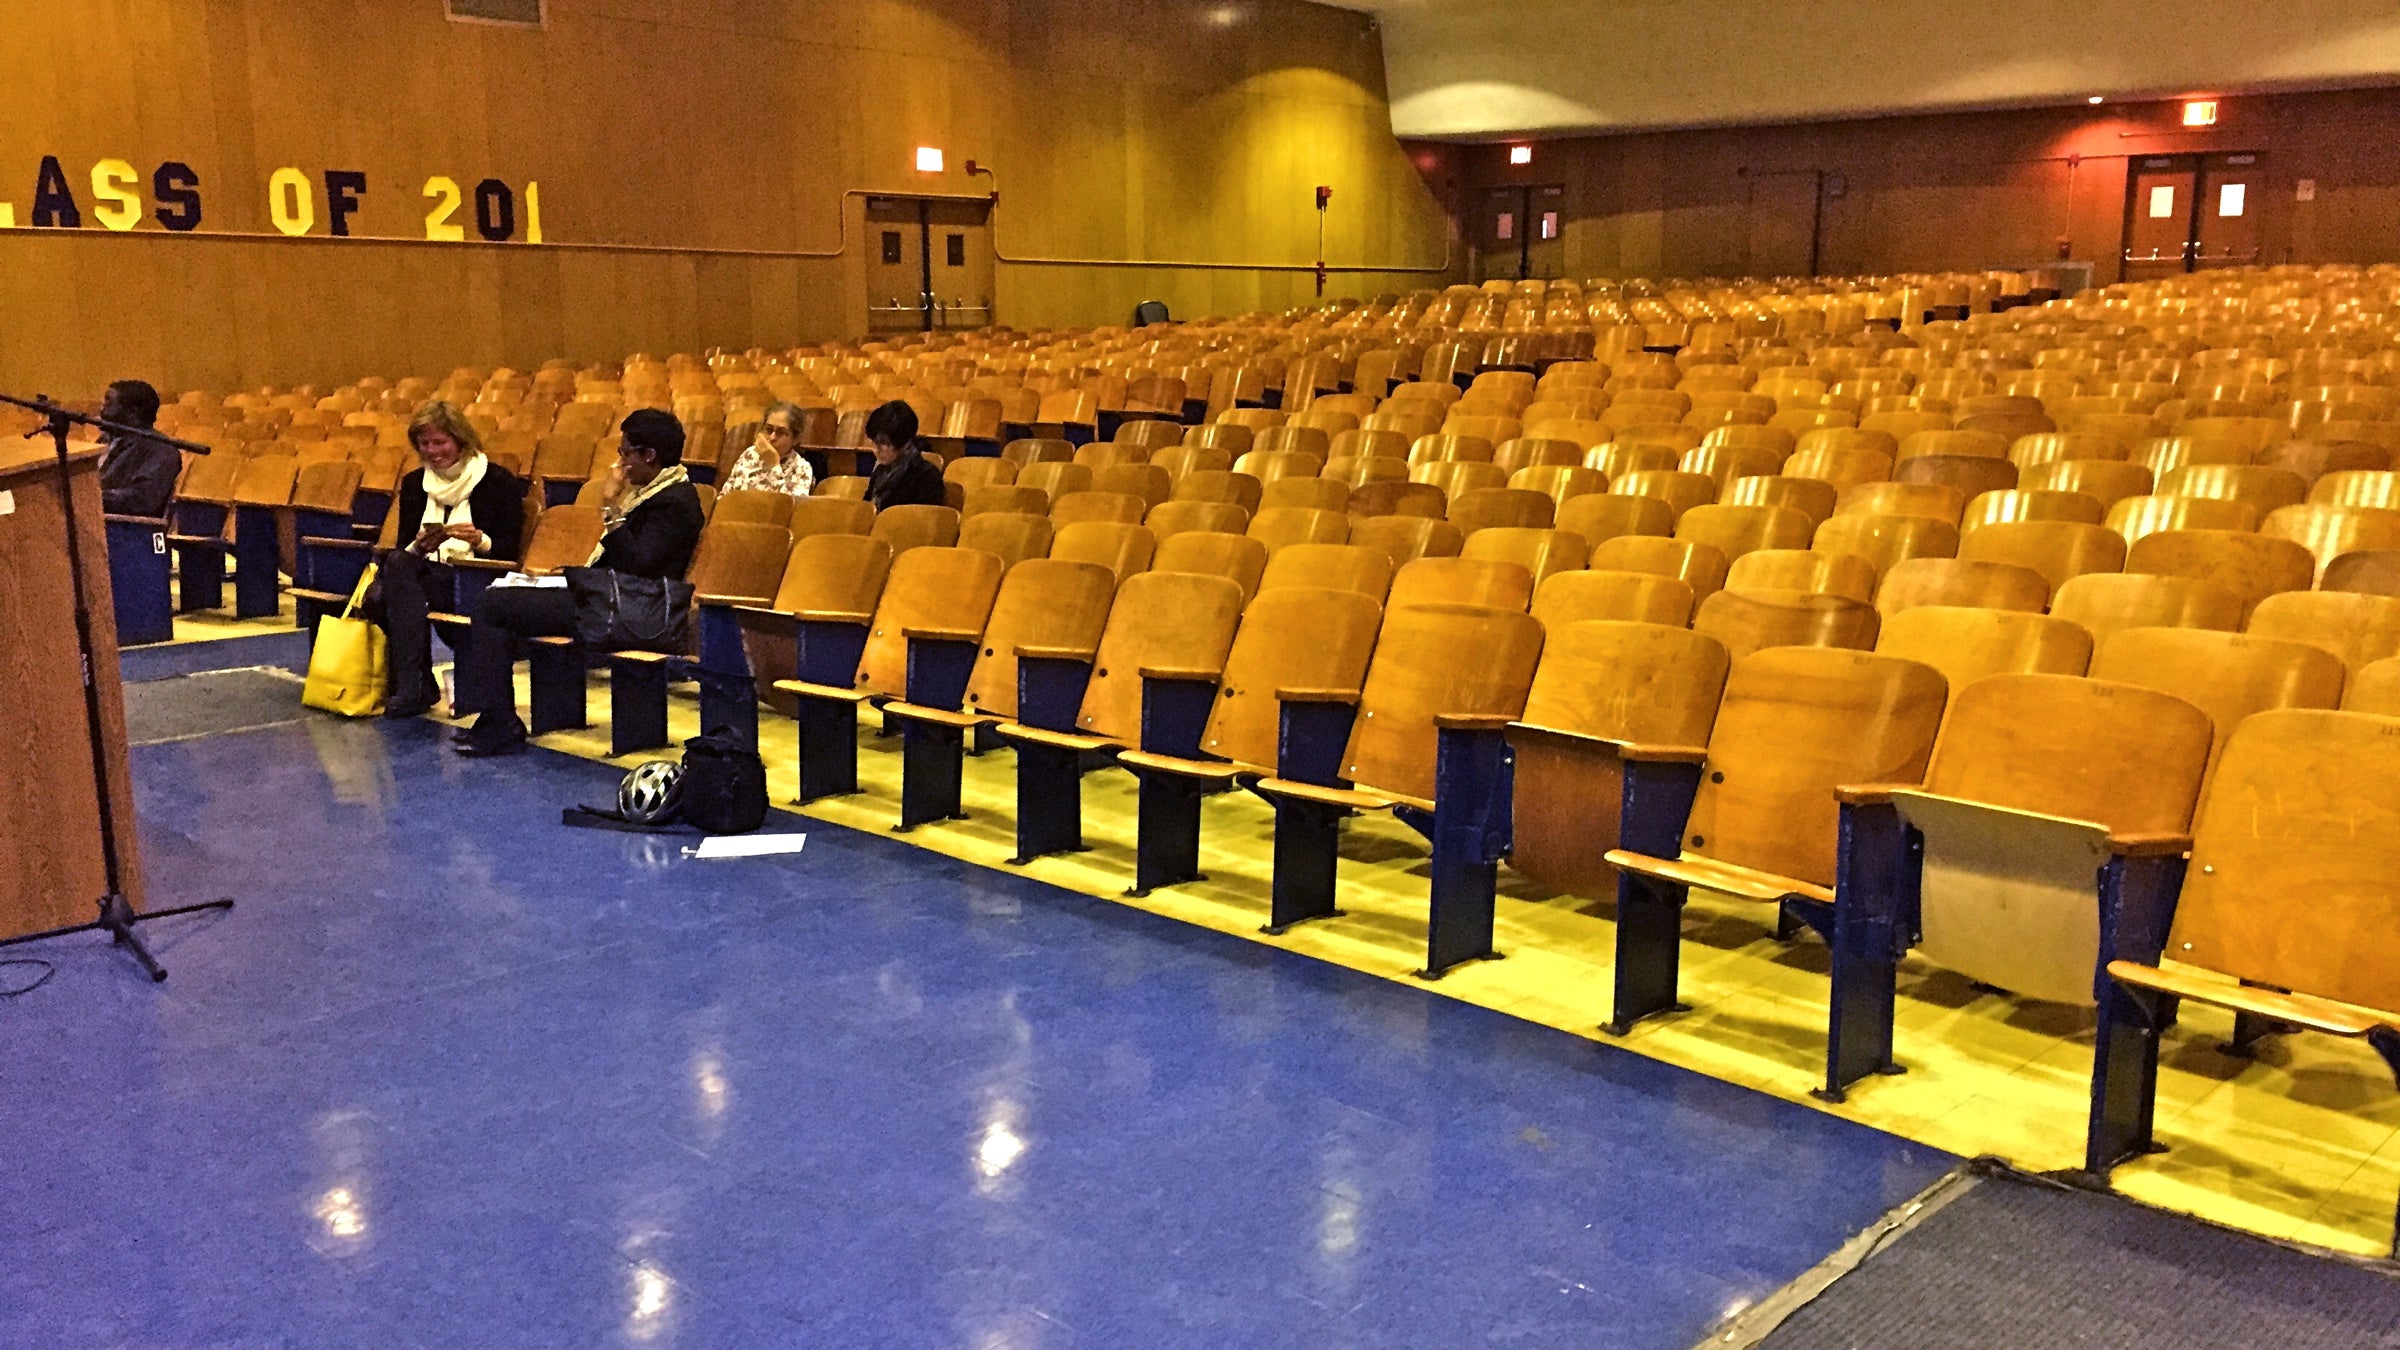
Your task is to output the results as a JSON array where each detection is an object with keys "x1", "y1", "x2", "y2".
[
  {"x1": 1509, "y1": 145, "x2": 1533, "y2": 166},
  {"x1": 2086, "y1": 95, "x2": 2104, "y2": 105},
  {"x1": 2183, "y1": 100, "x2": 2218, "y2": 127},
  {"x1": 915, "y1": 146, "x2": 945, "y2": 173}
]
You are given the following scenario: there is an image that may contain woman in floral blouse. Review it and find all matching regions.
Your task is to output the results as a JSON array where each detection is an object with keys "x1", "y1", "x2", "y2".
[{"x1": 719, "y1": 402, "x2": 815, "y2": 497}]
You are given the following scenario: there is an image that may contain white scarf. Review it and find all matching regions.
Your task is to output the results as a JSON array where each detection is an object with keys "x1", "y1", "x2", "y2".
[{"x1": 419, "y1": 453, "x2": 490, "y2": 562}]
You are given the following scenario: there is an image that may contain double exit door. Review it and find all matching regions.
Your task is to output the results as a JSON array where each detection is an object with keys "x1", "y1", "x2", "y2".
[
  {"x1": 2121, "y1": 153, "x2": 2264, "y2": 281},
  {"x1": 864, "y1": 196, "x2": 995, "y2": 334},
  {"x1": 1477, "y1": 185, "x2": 1567, "y2": 282}
]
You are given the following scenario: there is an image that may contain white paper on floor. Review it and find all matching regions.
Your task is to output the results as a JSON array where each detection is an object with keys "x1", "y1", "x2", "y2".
[{"x1": 688, "y1": 834, "x2": 809, "y2": 859}]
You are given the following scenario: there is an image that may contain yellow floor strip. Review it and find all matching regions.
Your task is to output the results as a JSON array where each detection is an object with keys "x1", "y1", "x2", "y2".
[{"x1": 439, "y1": 674, "x2": 2400, "y2": 1257}]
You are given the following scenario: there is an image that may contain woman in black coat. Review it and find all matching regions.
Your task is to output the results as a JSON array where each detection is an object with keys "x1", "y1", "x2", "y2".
[
  {"x1": 379, "y1": 402, "x2": 525, "y2": 717},
  {"x1": 863, "y1": 400, "x2": 949, "y2": 508},
  {"x1": 452, "y1": 408, "x2": 705, "y2": 756}
]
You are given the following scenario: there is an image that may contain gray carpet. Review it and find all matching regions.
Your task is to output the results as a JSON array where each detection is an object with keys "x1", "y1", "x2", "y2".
[
  {"x1": 124, "y1": 668, "x2": 311, "y2": 745},
  {"x1": 1740, "y1": 1162, "x2": 2400, "y2": 1350}
]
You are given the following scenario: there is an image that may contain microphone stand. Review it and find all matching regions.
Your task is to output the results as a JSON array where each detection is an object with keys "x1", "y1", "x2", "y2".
[{"x1": 0, "y1": 391, "x2": 231, "y2": 981}]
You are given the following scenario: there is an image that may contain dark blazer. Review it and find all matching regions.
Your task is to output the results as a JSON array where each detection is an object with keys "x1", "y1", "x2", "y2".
[
  {"x1": 866, "y1": 447, "x2": 948, "y2": 509},
  {"x1": 99, "y1": 433, "x2": 182, "y2": 518},
  {"x1": 394, "y1": 463, "x2": 528, "y2": 562},
  {"x1": 598, "y1": 480, "x2": 706, "y2": 579}
]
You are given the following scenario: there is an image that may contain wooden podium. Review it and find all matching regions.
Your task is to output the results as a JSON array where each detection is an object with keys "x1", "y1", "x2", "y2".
[{"x1": 0, "y1": 439, "x2": 145, "y2": 940}]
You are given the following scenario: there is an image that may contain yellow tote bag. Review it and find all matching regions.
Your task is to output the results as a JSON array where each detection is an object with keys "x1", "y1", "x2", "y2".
[{"x1": 301, "y1": 564, "x2": 388, "y2": 717}]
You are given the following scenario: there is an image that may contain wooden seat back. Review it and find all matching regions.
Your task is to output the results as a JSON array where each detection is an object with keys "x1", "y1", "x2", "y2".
[
  {"x1": 712, "y1": 488, "x2": 795, "y2": 531},
  {"x1": 1808, "y1": 511, "x2": 1959, "y2": 582},
  {"x1": 1874, "y1": 606, "x2": 2091, "y2": 691},
  {"x1": 1002, "y1": 437, "x2": 1076, "y2": 467},
  {"x1": 1612, "y1": 469, "x2": 1718, "y2": 523},
  {"x1": 1693, "y1": 588, "x2": 1881, "y2": 661},
  {"x1": 2157, "y1": 463, "x2": 2308, "y2": 519},
  {"x1": 1786, "y1": 444, "x2": 1895, "y2": 493},
  {"x1": 2104, "y1": 494, "x2": 2258, "y2": 546},
  {"x1": 856, "y1": 546, "x2": 1008, "y2": 697},
  {"x1": 1675, "y1": 503, "x2": 1813, "y2": 562},
  {"x1": 231, "y1": 452, "x2": 299, "y2": 506},
  {"x1": 2345, "y1": 656, "x2": 2400, "y2": 714},
  {"x1": 1459, "y1": 527, "x2": 1587, "y2": 591},
  {"x1": 1172, "y1": 469, "x2": 1264, "y2": 513},
  {"x1": 2123, "y1": 528, "x2": 2313, "y2": 621},
  {"x1": 291, "y1": 460, "x2": 362, "y2": 515},
  {"x1": 2168, "y1": 710, "x2": 2400, "y2": 1013},
  {"x1": 1049, "y1": 520, "x2": 1155, "y2": 585},
  {"x1": 960, "y1": 559, "x2": 1118, "y2": 719},
  {"x1": 956, "y1": 511, "x2": 1052, "y2": 567},
  {"x1": 1509, "y1": 464, "x2": 1609, "y2": 507},
  {"x1": 1145, "y1": 499, "x2": 1250, "y2": 539},
  {"x1": 2325, "y1": 549, "x2": 2400, "y2": 595},
  {"x1": 1232, "y1": 447, "x2": 1324, "y2": 483},
  {"x1": 2311, "y1": 469, "x2": 2400, "y2": 510},
  {"x1": 1090, "y1": 463, "x2": 1173, "y2": 508},
  {"x1": 1681, "y1": 647, "x2": 1947, "y2": 887},
  {"x1": 1388, "y1": 556, "x2": 1534, "y2": 611},
  {"x1": 1326, "y1": 454, "x2": 1410, "y2": 489},
  {"x1": 1447, "y1": 487, "x2": 1555, "y2": 535},
  {"x1": 814, "y1": 476, "x2": 870, "y2": 501},
  {"x1": 1721, "y1": 475, "x2": 1837, "y2": 528},
  {"x1": 1531, "y1": 569, "x2": 1695, "y2": 627},
  {"x1": 1556, "y1": 492, "x2": 1675, "y2": 549},
  {"x1": 1245, "y1": 506, "x2": 1348, "y2": 554},
  {"x1": 518, "y1": 505, "x2": 606, "y2": 574},
  {"x1": 1726, "y1": 548, "x2": 1877, "y2": 604},
  {"x1": 1874, "y1": 557, "x2": 2049, "y2": 616},
  {"x1": 1339, "y1": 603, "x2": 1545, "y2": 801},
  {"x1": 1962, "y1": 488, "x2": 2105, "y2": 530},
  {"x1": 1196, "y1": 587, "x2": 1384, "y2": 770},
  {"x1": 1259, "y1": 476, "x2": 1350, "y2": 514},
  {"x1": 2260, "y1": 504, "x2": 2400, "y2": 581},
  {"x1": 1072, "y1": 571, "x2": 1246, "y2": 741},
  {"x1": 685, "y1": 522, "x2": 793, "y2": 606},
  {"x1": 2088, "y1": 627, "x2": 2345, "y2": 777},
  {"x1": 1051, "y1": 491, "x2": 1149, "y2": 529},
  {"x1": 945, "y1": 458, "x2": 1017, "y2": 492},
  {"x1": 1175, "y1": 427, "x2": 1251, "y2": 462},
  {"x1": 1152, "y1": 530, "x2": 1268, "y2": 602},
  {"x1": 2246, "y1": 591, "x2": 2400, "y2": 672},
  {"x1": 1260, "y1": 543, "x2": 1393, "y2": 601},
  {"x1": 1346, "y1": 479, "x2": 1449, "y2": 520},
  {"x1": 1111, "y1": 418, "x2": 1186, "y2": 452},
  {"x1": 869, "y1": 503, "x2": 961, "y2": 556},
  {"x1": 1348, "y1": 515, "x2": 1464, "y2": 566},
  {"x1": 960, "y1": 483, "x2": 1049, "y2": 519},
  {"x1": 1411, "y1": 459, "x2": 1508, "y2": 499},
  {"x1": 1954, "y1": 519, "x2": 2123, "y2": 593},
  {"x1": 1589, "y1": 534, "x2": 1730, "y2": 600},
  {"x1": 1836, "y1": 480, "x2": 1966, "y2": 525},
  {"x1": 1019, "y1": 462, "x2": 1095, "y2": 501},
  {"x1": 787, "y1": 496, "x2": 875, "y2": 540}
]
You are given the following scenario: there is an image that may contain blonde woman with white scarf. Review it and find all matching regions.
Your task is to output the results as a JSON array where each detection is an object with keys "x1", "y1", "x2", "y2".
[{"x1": 376, "y1": 402, "x2": 526, "y2": 718}]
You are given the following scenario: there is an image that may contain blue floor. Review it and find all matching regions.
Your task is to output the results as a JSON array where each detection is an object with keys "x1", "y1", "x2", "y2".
[
  {"x1": 121, "y1": 628, "x2": 312, "y2": 683},
  {"x1": 0, "y1": 715, "x2": 1953, "y2": 1349}
]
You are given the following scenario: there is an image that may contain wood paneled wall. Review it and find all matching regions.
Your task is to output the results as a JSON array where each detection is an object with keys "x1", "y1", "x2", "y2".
[
  {"x1": 1426, "y1": 89, "x2": 2400, "y2": 285},
  {"x1": 0, "y1": 0, "x2": 1449, "y2": 396}
]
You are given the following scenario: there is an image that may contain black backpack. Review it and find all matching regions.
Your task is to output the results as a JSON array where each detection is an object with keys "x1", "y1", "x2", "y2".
[
  {"x1": 676, "y1": 728, "x2": 768, "y2": 833},
  {"x1": 562, "y1": 728, "x2": 767, "y2": 834}
]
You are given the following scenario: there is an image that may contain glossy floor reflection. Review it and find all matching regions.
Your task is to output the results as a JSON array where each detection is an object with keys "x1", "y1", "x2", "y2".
[{"x1": 1, "y1": 716, "x2": 1950, "y2": 1349}]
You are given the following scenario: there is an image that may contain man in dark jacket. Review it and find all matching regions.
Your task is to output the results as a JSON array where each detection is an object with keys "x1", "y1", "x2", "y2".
[
  {"x1": 863, "y1": 401, "x2": 948, "y2": 509},
  {"x1": 96, "y1": 380, "x2": 180, "y2": 518},
  {"x1": 452, "y1": 408, "x2": 705, "y2": 756}
]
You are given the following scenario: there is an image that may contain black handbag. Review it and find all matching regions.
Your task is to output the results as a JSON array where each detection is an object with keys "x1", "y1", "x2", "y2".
[{"x1": 563, "y1": 566, "x2": 692, "y2": 652}]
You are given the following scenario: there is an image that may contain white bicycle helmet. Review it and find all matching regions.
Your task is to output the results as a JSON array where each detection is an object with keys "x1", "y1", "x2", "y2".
[{"x1": 617, "y1": 759, "x2": 686, "y2": 826}]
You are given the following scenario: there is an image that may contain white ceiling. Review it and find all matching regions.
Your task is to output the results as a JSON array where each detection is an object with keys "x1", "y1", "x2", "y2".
[{"x1": 1338, "y1": 0, "x2": 2400, "y2": 138}]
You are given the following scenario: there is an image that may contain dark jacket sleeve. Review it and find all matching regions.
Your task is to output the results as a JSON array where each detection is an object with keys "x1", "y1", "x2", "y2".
[
  {"x1": 902, "y1": 457, "x2": 949, "y2": 508},
  {"x1": 100, "y1": 438, "x2": 181, "y2": 518},
  {"x1": 597, "y1": 483, "x2": 705, "y2": 579},
  {"x1": 471, "y1": 468, "x2": 527, "y2": 561},
  {"x1": 392, "y1": 470, "x2": 426, "y2": 551}
]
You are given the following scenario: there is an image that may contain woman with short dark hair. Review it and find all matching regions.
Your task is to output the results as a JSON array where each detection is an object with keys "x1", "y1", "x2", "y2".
[
  {"x1": 863, "y1": 401, "x2": 946, "y2": 509},
  {"x1": 451, "y1": 408, "x2": 705, "y2": 756}
]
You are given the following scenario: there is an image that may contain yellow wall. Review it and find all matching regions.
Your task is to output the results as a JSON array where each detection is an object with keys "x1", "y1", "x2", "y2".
[{"x1": 0, "y1": 0, "x2": 1449, "y2": 396}]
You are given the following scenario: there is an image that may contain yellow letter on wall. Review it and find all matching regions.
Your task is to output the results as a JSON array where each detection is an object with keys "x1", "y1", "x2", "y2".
[
  {"x1": 422, "y1": 176, "x2": 465, "y2": 241},
  {"x1": 90, "y1": 159, "x2": 143, "y2": 231},
  {"x1": 268, "y1": 167, "x2": 314, "y2": 236}
]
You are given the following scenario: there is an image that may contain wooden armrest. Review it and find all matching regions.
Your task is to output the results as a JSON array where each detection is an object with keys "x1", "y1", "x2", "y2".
[
  {"x1": 1116, "y1": 749, "x2": 1262, "y2": 781},
  {"x1": 427, "y1": 611, "x2": 470, "y2": 625},
  {"x1": 1604, "y1": 849, "x2": 1834, "y2": 905},
  {"x1": 903, "y1": 625, "x2": 982, "y2": 642},
  {"x1": 611, "y1": 650, "x2": 673, "y2": 665},
  {"x1": 447, "y1": 557, "x2": 517, "y2": 573},
  {"x1": 104, "y1": 513, "x2": 168, "y2": 526},
  {"x1": 994, "y1": 722, "x2": 1120, "y2": 753},
  {"x1": 1435, "y1": 713, "x2": 1512, "y2": 731},
  {"x1": 772, "y1": 678, "x2": 875, "y2": 704},
  {"x1": 698, "y1": 591, "x2": 773, "y2": 607},
  {"x1": 730, "y1": 604, "x2": 787, "y2": 621},
  {"x1": 1015, "y1": 643, "x2": 1098, "y2": 661},
  {"x1": 792, "y1": 608, "x2": 874, "y2": 624},
  {"x1": 1618, "y1": 742, "x2": 1708, "y2": 764},
  {"x1": 303, "y1": 536, "x2": 374, "y2": 550},
  {"x1": 2106, "y1": 961, "x2": 2392, "y2": 1036},
  {"x1": 1140, "y1": 664, "x2": 1222, "y2": 681},
  {"x1": 1276, "y1": 686, "x2": 1360, "y2": 704},
  {"x1": 2105, "y1": 832, "x2": 2192, "y2": 858},
  {"x1": 1254, "y1": 777, "x2": 1411, "y2": 812},
  {"x1": 528, "y1": 634, "x2": 578, "y2": 648},
  {"x1": 1507, "y1": 721, "x2": 1630, "y2": 752},
  {"x1": 882, "y1": 701, "x2": 990, "y2": 729},
  {"x1": 1833, "y1": 782, "x2": 1919, "y2": 805}
]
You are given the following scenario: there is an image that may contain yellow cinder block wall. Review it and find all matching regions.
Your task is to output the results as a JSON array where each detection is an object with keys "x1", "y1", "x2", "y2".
[{"x1": 0, "y1": 0, "x2": 1451, "y2": 395}]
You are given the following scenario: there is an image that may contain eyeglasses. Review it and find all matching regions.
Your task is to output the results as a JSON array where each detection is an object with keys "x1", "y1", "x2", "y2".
[{"x1": 762, "y1": 424, "x2": 796, "y2": 439}]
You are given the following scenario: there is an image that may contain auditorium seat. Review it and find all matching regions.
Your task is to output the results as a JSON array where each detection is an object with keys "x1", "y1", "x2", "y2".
[
  {"x1": 1530, "y1": 569, "x2": 1695, "y2": 627},
  {"x1": 2087, "y1": 709, "x2": 2400, "y2": 1253},
  {"x1": 1348, "y1": 515, "x2": 1463, "y2": 566},
  {"x1": 1258, "y1": 543, "x2": 1393, "y2": 601},
  {"x1": 957, "y1": 511, "x2": 1052, "y2": 567},
  {"x1": 607, "y1": 520, "x2": 794, "y2": 754},
  {"x1": 2246, "y1": 591, "x2": 2400, "y2": 672},
  {"x1": 1152, "y1": 530, "x2": 1269, "y2": 601},
  {"x1": 1692, "y1": 588, "x2": 1880, "y2": 660},
  {"x1": 2325, "y1": 549, "x2": 2400, "y2": 594},
  {"x1": 2123, "y1": 528, "x2": 2314, "y2": 621},
  {"x1": 2087, "y1": 627, "x2": 2346, "y2": 778},
  {"x1": 1726, "y1": 549, "x2": 1878, "y2": 604},
  {"x1": 2022, "y1": 458, "x2": 2154, "y2": 512},
  {"x1": 1602, "y1": 647, "x2": 1946, "y2": 1032},
  {"x1": 2258, "y1": 503, "x2": 2400, "y2": 580}
]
